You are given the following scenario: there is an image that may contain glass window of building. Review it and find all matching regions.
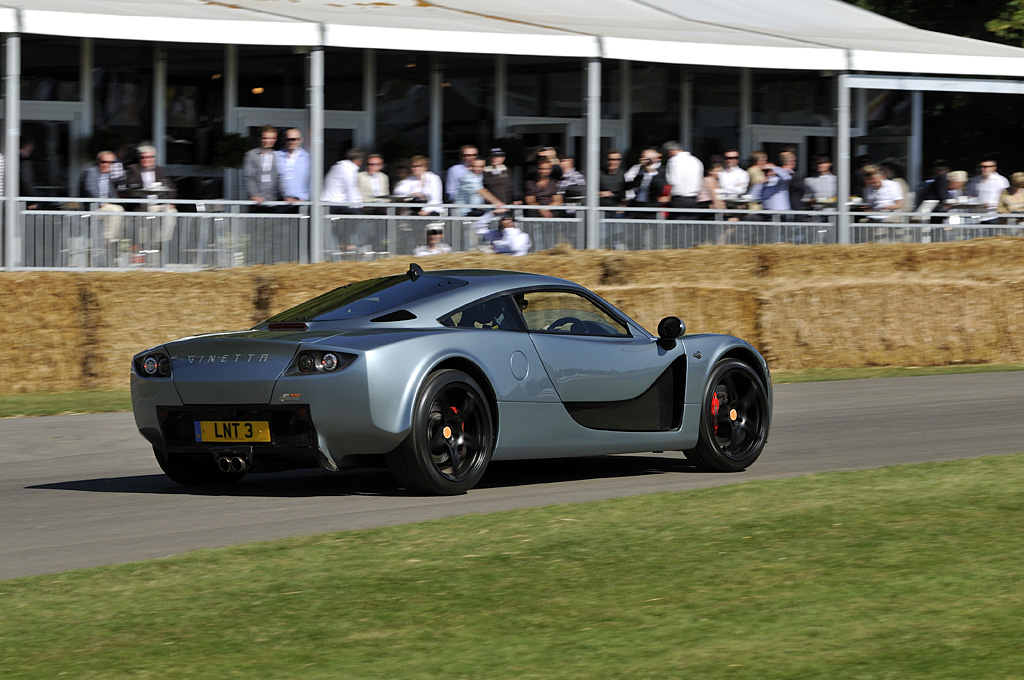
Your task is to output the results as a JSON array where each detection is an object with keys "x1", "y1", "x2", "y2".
[
  {"x1": 630, "y1": 64, "x2": 680, "y2": 155},
  {"x1": 325, "y1": 48, "x2": 364, "y2": 112},
  {"x1": 692, "y1": 68, "x2": 740, "y2": 163},
  {"x1": 441, "y1": 53, "x2": 495, "y2": 169},
  {"x1": 507, "y1": 56, "x2": 583, "y2": 118},
  {"x1": 375, "y1": 50, "x2": 430, "y2": 168},
  {"x1": 166, "y1": 45, "x2": 224, "y2": 167},
  {"x1": 22, "y1": 35, "x2": 80, "y2": 101},
  {"x1": 237, "y1": 46, "x2": 307, "y2": 109},
  {"x1": 752, "y1": 70, "x2": 833, "y2": 127},
  {"x1": 92, "y1": 40, "x2": 153, "y2": 159},
  {"x1": 601, "y1": 60, "x2": 621, "y2": 120}
]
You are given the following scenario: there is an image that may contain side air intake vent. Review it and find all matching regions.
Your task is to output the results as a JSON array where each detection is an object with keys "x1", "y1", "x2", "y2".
[{"x1": 371, "y1": 310, "x2": 417, "y2": 322}]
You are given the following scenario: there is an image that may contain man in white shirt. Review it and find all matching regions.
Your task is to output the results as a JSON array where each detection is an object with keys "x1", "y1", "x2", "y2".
[
  {"x1": 968, "y1": 157, "x2": 1010, "y2": 214},
  {"x1": 491, "y1": 212, "x2": 531, "y2": 256},
  {"x1": 861, "y1": 164, "x2": 904, "y2": 222},
  {"x1": 321, "y1": 148, "x2": 363, "y2": 214},
  {"x1": 664, "y1": 140, "x2": 703, "y2": 220},
  {"x1": 717, "y1": 148, "x2": 749, "y2": 197}
]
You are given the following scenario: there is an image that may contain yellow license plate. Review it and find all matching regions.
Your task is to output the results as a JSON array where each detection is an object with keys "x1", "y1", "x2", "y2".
[{"x1": 195, "y1": 421, "x2": 271, "y2": 443}]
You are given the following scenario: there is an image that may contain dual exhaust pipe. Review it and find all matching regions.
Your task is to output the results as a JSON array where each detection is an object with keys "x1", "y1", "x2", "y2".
[{"x1": 217, "y1": 456, "x2": 249, "y2": 473}]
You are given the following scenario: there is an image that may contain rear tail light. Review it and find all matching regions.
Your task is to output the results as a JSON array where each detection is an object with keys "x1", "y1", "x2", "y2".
[
  {"x1": 289, "y1": 351, "x2": 356, "y2": 376},
  {"x1": 137, "y1": 352, "x2": 172, "y2": 378}
]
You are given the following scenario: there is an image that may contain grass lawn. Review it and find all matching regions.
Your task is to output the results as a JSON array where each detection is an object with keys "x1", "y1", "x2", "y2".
[
  {"x1": 0, "y1": 390, "x2": 132, "y2": 418},
  {"x1": 1, "y1": 454, "x2": 1022, "y2": 679}
]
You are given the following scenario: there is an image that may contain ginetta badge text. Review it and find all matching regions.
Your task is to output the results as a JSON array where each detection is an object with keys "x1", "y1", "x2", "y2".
[{"x1": 185, "y1": 354, "x2": 271, "y2": 364}]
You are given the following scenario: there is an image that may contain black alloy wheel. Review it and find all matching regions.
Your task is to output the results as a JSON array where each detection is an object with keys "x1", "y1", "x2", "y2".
[
  {"x1": 687, "y1": 359, "x2": 769, "y2": 472},
  {"x1": 387, "y1": 369, "x2": 494, "y2": 495}
]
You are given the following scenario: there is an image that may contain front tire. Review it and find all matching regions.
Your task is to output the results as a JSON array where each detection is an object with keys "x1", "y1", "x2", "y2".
[
  {"x1": 387, "y1": 369, "x2": 494, "y2": 495},
  {"x1": 153, "y1": 447, "x2": 246, "y2": 487},
  {"x1": 687, "y1": 359, "x2": 769, "y2": 472}
]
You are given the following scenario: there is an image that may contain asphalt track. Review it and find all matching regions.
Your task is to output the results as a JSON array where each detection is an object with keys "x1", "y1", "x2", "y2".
[{"x1": 2, "y1": 372, "x2": 1022, "y2": 581}]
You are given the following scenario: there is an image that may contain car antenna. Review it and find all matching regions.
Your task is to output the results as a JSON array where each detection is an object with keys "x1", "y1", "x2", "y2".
[{"x1": 407, "y1": 262, "x2": 423, "y2": 282}]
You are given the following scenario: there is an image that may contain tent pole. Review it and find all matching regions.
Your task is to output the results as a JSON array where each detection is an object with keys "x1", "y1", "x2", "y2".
[
  {"x1": 586, "y1": 53, "x2": 601, "y2": 250},
  {"x1": 837, "y1": 73, "x2": 851, "y2": 244},
  {"x1": 5, "y1": 18, "x2": 21, "y2": 269},
  {"x1": 309, "y1": 29, "x2": 325, "y2": 263},
  {"x1": 910, "y1": 91, "x2": 923, "y2": 202}
]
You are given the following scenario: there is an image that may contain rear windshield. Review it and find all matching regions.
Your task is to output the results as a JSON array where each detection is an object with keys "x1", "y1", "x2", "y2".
[{"x1": 263, "y1": 275, "x2": 468, "y2": 322}]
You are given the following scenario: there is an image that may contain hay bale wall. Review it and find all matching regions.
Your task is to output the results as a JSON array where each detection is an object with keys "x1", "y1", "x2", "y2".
[{"x1": 4, "y1": 239, "x2": 1024, "y2": 393}]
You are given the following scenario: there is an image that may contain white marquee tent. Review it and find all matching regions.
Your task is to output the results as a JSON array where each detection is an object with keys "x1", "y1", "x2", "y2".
[{"x1": 6, "y1": 0, "x2": 1024, "y2": 76}]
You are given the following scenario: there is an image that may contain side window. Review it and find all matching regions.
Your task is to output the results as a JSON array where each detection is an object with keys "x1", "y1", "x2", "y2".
[
  {"x1": 442, "y1": 297, "x2": 522, "y2": 330},
  {"x1": 517, "y1": 291, "x2": 630, "y2": 337}
]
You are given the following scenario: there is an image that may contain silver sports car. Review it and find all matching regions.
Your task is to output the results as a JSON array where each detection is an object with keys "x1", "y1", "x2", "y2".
[{"x1": 131, "y1": 264, "x2": 772, "y2": 494}]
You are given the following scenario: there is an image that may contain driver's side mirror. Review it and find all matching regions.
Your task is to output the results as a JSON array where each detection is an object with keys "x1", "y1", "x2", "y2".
[{"x1": 657, "y1": 316, "x2": 685, "y2": 349}]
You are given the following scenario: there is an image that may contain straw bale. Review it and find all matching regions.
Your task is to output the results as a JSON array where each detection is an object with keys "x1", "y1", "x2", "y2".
[
  {"x1": 0, "y1": 272, "x2": 84, "y2": 392},
  {"x1": 594, "y1": 285, "x2": 760, "y2": 348},
  {"x1": 5, "y1": 240, "x2": 1024, "y2": 393},
  {"x1": 759, "y1": 278, "x2": 1017, "y2": 369}
]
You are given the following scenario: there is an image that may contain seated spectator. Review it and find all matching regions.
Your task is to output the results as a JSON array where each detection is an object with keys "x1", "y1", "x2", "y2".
[
  {"x1": 860, "y1": 164, "x2": 904, "y2": 221},
  {"x1": 491, "y1": 212, "x2": 532, "y2": 256},
  {"x1": 82, "y1": 150, "x2": 127, "y2": 241},
  {"x1": 997, "y1": 172, "x2": 1024, "y2": 218},
  {"x1": 393, "y1": 155, "x2": 444, "y2": 216},
  {"x1": 880, "y1": 158, "x2": 911, "y2": 212},
  {"x1": 412, "y1": 222, "x2": 452, "y2": 256},
  {"x1": 124, "y1": 144, "x2": 178, "y2": 248},
  {"x1": 357, "y1": 153, "x2": 390, "y2": 210}
]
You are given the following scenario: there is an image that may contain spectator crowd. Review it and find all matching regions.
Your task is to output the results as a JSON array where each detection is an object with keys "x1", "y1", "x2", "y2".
[{"x1": 8, "y1": 125, "x2": 1023, "y2": 258}]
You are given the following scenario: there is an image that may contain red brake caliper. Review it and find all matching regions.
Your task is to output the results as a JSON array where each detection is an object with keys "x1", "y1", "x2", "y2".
[{"x1": 711, "y1": 392, "x2": 720, "y2": 436}]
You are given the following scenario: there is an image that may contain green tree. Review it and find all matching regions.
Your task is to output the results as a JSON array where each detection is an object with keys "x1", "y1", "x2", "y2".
[
  {"x1": 844, "y1": 0, "x2": 1018, "y2": 44},
  {"x1": 987, "y1": 0, "x2": 1024, "y2": 43}
]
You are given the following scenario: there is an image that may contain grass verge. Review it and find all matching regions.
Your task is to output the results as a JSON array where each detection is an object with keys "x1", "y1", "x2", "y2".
[
  {"x1": 0, "y1": 390, "x2": 133, "y2": 418},
  {"x1": 4, "y1": 363, "x2": 1024, "y2": 417},
  {"x1": 2, "y1": 454, "x2": 1022, "y2": 679},
  {"x1": 772, "y1": 361, "x2": 1024, "y2": 384}
]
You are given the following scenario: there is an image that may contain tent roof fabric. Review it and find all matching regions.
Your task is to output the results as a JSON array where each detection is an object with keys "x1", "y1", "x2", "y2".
[{"x1": 6, "y1": 0, "x2": 1024, "y2": 77}]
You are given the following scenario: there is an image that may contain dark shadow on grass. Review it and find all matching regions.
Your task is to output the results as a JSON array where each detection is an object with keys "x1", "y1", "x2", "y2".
[{"x1": 27, "y1": 453, "x2": 709, "y2": 498}]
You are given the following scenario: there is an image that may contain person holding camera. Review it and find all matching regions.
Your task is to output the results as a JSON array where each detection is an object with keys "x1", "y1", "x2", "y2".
[{"x1": 625, "y1": 148, "x2": 668, "y2": 219}]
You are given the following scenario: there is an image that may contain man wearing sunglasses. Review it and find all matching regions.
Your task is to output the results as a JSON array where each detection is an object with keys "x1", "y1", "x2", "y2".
[{"x1": 276, "y1": 128, "x2": 310, "y2": 211}]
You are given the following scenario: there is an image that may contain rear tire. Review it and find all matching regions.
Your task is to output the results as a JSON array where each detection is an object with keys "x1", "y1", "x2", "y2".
[
  {"x1": 686, "y1": 359, "x2": 769, "y2": 472},
  {"x1": 153, "y1": 447, "x2": 246, "y2": 487},
  {"x1": 387, "y1": 369, "x2": 494, "y2": 495}
]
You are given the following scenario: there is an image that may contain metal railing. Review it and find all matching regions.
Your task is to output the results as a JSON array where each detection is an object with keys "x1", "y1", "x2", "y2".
[{"x1": 3, "y1": 197, "x2": 1022, "y2": 270}]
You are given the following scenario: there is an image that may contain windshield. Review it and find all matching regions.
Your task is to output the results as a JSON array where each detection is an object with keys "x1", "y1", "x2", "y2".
[{"x1": 263, "y1": 274, "x2": 468, "y2": 322}]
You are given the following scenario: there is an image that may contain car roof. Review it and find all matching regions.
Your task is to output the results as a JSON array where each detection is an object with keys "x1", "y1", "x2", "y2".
[{"x1": 407, "y1": 268, "x2": 582, "y2": 317}]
